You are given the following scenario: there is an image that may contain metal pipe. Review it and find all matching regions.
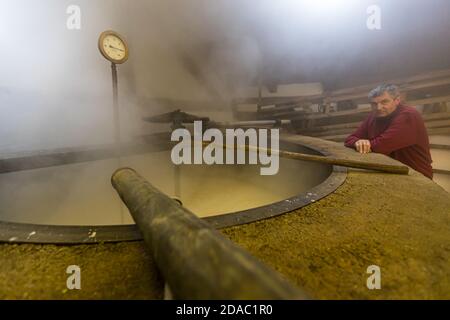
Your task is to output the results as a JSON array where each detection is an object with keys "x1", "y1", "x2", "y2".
[
  {"x1": 111, "y1": 62, "x2": 125, "y2": 223},
  {"x1": 111, "y1": 62, "x2": 121, "y2": 153},
  {"x1": 111, "y1": 168, "x2": 308, "y2": 300}
]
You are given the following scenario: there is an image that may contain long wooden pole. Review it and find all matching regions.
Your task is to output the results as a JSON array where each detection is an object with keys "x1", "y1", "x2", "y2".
[{"x1": 201, "y1": 141, "x2": 409, "y2": 175}]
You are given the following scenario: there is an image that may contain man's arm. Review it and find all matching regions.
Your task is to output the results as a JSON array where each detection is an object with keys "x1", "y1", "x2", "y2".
[
  {"x1": 344, "y1": 117, "x2": 370, "y2": 148},
  {"x1": 370, "y1": 113, "x2": 417, "y2": 155}
]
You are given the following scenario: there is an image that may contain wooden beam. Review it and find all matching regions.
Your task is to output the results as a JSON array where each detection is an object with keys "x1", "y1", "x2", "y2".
[
  {"x1": 234, "y1": 94, "x2": 323, "y2": 106},
  {"x1": 421, "y1": 111, "x2": 450, "y2": 121},
  {"x1": 234, "y1": 69, "x2": 450, "y2": 107},
  {"x1": 427, "y1": 127, "x2": 450, "y2": 135},
  {"x1": 296, "y1": 121, "x2": 360, "y2": 133},
  {"x1": 320, "y1": 127, "x2": 450, "y2": 143},
  {"x1": 317, "y1": 77, "x2": 450, "y2": 104},
  {"x1": 433, "y1": 168, "x2": 450, "y2": 175},
  {"x1": 304, "y1": 120, "x2": 450, "y2": 138},
  {"x1": 292, "y1": 110, "x2": 450, "y2": 129},
  {"x1": 139, "y1": 97, "x2": 230, "y2": 111},
  {"x1": 426, "y1": 119, "x2": 450, "y2": 129},
  {"x1": 260, "y1": 103, "x2": 300, "y2": 113},
  {"x1": 430, "y1": 143, "x2": 450, "y2": 150},
  {"x1": 300, "y1": 118, "x2": 450, "y2": 138},
  {"x1": 329, "y1": 69, "x2": 450, "y2": 97},
  {"x1": 408, "y1": 95, "x2": 450, "y2": 106},
  {"x1": 271, "y1": 110, "x2": 306, "y2": 118},
  {"x1": 300, "y1": 107, "x2": 371, "y2": 121}
]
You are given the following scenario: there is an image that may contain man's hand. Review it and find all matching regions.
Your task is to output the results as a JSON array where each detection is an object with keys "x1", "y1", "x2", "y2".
[{"x1": 355, "y1": 139, "x2": 372, "y2": 154}]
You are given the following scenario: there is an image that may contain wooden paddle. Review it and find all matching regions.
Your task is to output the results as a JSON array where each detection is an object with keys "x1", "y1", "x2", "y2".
[{"x1": 200, "y1": 141, "x2": 409, "y2": 175}]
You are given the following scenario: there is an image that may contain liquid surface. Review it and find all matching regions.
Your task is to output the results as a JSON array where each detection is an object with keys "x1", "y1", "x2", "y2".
[{"x1": 0, "y1": 149, "x2": 331, "y2": 225}]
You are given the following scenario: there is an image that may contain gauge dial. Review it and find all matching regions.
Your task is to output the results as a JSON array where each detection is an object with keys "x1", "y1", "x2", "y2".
[{"x1": 98, "y1": 31, "x2": 129, "y2": 64}]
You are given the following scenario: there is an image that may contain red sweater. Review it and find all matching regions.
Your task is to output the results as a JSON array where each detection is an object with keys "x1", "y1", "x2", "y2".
[{"x1": 344, "y1": 105, "x2": 433, "y2": 179}]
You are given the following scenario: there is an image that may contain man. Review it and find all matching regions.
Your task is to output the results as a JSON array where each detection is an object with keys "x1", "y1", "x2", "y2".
[{"x1": 344, "y1": 84, "x2": 433, "y2": 179}]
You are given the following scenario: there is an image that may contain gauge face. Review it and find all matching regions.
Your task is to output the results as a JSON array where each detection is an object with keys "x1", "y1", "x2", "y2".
[{"x1": 98, "y1": 31, "x2": 129, "y2": 64}]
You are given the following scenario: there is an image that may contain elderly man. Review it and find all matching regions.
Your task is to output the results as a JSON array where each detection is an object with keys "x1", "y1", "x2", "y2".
[{"x1": 344, "y1": 84, "x2": 433, "y2": 179}]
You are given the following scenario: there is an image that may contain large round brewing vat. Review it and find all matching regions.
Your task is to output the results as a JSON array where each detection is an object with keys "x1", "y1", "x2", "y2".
[{"x1": 0, "y1": 135, "x2": 449, "y2": 299}]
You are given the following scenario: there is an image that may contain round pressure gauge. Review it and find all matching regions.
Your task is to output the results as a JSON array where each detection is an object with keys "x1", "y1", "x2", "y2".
[{"x1": 98, "y1": 30, "x2": 129, "y2": 64}]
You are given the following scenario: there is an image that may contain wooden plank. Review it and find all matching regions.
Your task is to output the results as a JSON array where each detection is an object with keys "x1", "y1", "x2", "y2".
[
  {"x1": 292, "y1": 106, "x2": 450, "y2": 125},
  {"x1": 292, "y1": 112, "x2": 450, "y2": 137},
  {"x1": 319, "y1": 127, "x2": 450, "y2": 142},
  {"x1": 259, "y1": 105, "x2": 276, "y2": 111},
  {"x1": 260, "y1": 104, "x2": 299, "y2": 113},
  {"x1": 305, "y1": 119, "x2": 450, "y2": 138},
  {"x1": 425, "y1": 119, "x2": 450, "y2": 129},
  {"x1": 296, "y1": 121, "x2": 361, "y2": 133},
  {"x1": 422, "y1": 112, "x2": 450, "y2": 121},
  {"x1": 202, "y1": 141, "x2": 409, "y2": 174},
  {"x1": 234, "y1": 68, "x2": 450, "y2": 107},
  {"x1": 301, "y1": 107, "x2": 371, "y2": 120},
  {"x1": 433, "y1": 168, "x2": 450, "y2": 175},
  {"x1": 234, "y1": 94, "x2": 323, "y2": 106},
  {"x1": 330, "y1": 69, "x2": 450, "y2": 97},
  {"x1": 430, "y1": 143, "x2": 450, "y2": 150},
  {"x1": 139, "y1": 97, "x2": 230, "y2": 111},
  {"x1": 271, "y1": 110, "x2": 306, "y2": 118},
  {"x1": 323, "y1": 78, "x2": 450, "y2": 104},
  {"x1": 408, "y1": 95, "x2": 450, "y2": 106},
  {"x1": 428, "y1": 127, "x2": 450, "y2": 135}
]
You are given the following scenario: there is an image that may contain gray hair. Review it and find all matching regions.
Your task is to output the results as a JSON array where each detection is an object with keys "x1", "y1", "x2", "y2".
[{"x1": 368, "y1": 84, "x2": 400, "y2": 100}]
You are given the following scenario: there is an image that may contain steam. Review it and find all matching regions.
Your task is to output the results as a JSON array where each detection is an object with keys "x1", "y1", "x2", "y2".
[
  {"x1": 0, "y1": 0, "x2": 267, "y2": 225},
  {"x1": 0, "y1": 0, "x2": 268, "y2": 153},
  {"x1": 1, "y1": 0, "x2": 446, "y2": 225}
]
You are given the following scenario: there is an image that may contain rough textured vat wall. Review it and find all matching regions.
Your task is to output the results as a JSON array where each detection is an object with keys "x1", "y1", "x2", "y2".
[
  {"x1": 221, "y1": 136, "x2": 450, "y2": 299},
  {"x1": 0, "y1": 242, "x2": 164, "y2": 299}
]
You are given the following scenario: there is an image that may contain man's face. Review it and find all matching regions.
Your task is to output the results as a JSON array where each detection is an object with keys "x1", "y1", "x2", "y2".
[{"x1": 370, "y1": 92, "x2": 400, "y2": 118}]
